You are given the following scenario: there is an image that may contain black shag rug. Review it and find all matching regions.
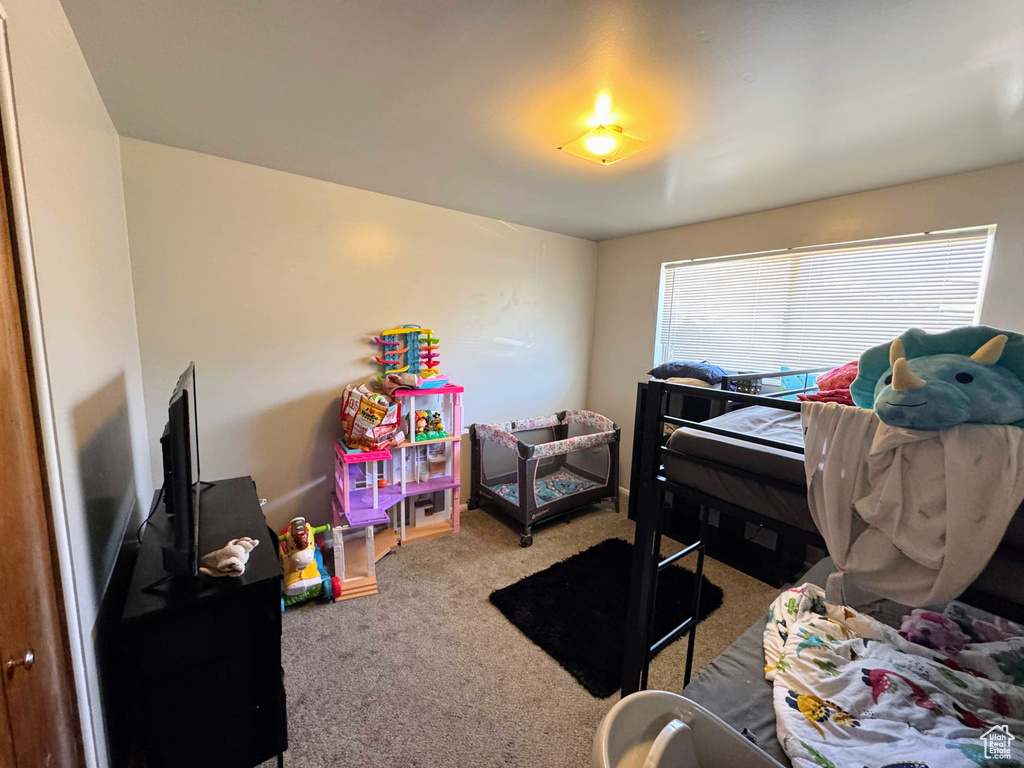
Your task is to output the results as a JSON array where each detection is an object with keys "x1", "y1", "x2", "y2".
[{"x1": 489, "y1": 537, "x2": 724, "y2": 698}]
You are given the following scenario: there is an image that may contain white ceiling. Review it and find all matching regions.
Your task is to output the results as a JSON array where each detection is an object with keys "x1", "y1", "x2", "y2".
[{"x1": 60, "y1": 0, "x2": 1024, "y2": 240}]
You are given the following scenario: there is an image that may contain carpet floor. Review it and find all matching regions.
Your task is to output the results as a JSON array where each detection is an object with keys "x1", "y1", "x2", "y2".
[
  {"x1": 489, "y1": 538, "x2": 723, "y2": 697},
  {"x1": 271, "y1": 504, "x2": 778, "y2": 767}
]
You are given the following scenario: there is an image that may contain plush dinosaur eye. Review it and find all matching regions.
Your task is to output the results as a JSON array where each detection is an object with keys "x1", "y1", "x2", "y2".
[
  {"x1": 884, "y1": 374, "x2": 893, "y2": 385},
  {"x1": 955, "y1": 372, "x2": 974, "y2": 384}
]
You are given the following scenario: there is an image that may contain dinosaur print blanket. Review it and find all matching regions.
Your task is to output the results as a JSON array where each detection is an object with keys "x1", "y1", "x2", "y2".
[{"x1": 764, "y1": 584, "x2": 1024, "y2": 767}]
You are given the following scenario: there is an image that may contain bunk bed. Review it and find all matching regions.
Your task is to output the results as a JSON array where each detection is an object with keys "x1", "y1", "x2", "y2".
[
  {"x1": 629, "y1": 368, "x2": 828, "y2": 587},
  {"x1": 620, "y1": 373, "x2": 1024, "y2": 701}
]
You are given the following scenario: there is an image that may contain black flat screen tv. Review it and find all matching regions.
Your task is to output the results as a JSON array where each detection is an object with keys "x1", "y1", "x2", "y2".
[{"x1": 160, "y1": 362, "x2": 202, "y2": 577}]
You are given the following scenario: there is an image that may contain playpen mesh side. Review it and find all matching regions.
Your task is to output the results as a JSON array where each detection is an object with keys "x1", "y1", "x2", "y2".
[
  {"x1": 478, "y1": 426, "x2": 552, "y2": 486},
  {"x1": 559, "y1": 421, "x2": 612, "y2": 480},
  {"x1": 528, "y1": 421, "x2": 611, "y2": 506},
  {"x1": 477, "y1": 425, "x2": 553, "y2": 502}
]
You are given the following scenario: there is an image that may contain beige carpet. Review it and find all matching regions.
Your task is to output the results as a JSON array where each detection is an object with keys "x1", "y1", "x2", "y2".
[{"x1": 271, "y1": 504, "x2": 778, "y2": 767}]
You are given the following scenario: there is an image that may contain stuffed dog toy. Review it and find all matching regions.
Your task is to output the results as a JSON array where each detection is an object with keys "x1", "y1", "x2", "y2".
[{"x1": 199, "y1": 536, "x2": 259, "y2": 577}]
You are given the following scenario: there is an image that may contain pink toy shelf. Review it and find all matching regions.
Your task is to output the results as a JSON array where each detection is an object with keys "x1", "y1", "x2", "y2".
[
  {"x1": 326, "y1": 327, "x2": 464, "y2": 602},
  {"x1": 326, "y1": 443, "x2": 391, "y2": 601},
  {"x1": 333, "y1": 383, "x2": 464, "y2": 547}
]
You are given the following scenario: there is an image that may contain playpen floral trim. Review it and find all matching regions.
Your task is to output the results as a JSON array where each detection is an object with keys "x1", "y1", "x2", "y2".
[
  {"x1": 531, "y1": 430, "x2": 616, "y2": 459},
  {"x1": 563, "y1": 409, "x2": 615, "y2": 431},
  {"x1": 475, "y1": 411, "x2": 619, "y2": 459},
  {"x1": 474, "y1": 423, "x2": 520, "y2": 454},
  {"x1": 474, "y1": 414, "x2": 563, "y2": 457},
  {"x1": 510, "y1": 414, "x2": 562, "y2": 431}
]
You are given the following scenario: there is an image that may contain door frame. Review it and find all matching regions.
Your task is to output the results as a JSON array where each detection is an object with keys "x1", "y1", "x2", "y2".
[{"x1": 0, "y1": 7, "x2": 98, "y2": 767}]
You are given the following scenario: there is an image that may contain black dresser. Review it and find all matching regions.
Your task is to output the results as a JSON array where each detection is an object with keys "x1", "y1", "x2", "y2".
[{"x1": 120, "y1": 476, "x2": 287, "y2": 767}]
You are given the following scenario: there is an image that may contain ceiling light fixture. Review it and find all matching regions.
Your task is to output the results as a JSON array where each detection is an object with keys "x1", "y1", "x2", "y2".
[
  {"x1": 558, "y1": 94, "x2": 649, "y2": 165},
  {"x1": 583, "y1": 125, "x2": 621, "y2": 156}
]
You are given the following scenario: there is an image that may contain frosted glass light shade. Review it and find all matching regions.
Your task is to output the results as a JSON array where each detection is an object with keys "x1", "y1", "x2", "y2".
[{"x1": 558, "y1": 124, "x2": 649, "y2": 165}]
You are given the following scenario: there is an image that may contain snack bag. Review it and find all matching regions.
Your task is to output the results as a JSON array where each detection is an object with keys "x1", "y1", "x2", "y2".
[{"x1": 341, "y1": 385, "x2": 403, "y2": 450}]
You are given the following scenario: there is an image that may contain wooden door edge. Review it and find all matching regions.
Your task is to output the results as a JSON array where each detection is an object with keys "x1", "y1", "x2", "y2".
[{"x1": 0, "y1": 17, "x2": 87, "y2": 768}]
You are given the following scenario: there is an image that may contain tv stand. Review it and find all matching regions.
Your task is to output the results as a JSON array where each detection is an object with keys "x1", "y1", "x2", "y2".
[
  {"x1": 120, "y1": 476, "x2": 287, "y2": 767},
  {"x1": 139, "y1": 571, "x2": 219, "y2": 596},
  {"x1": 138, "y1": 572, "x2": 178, "y2": 595}
]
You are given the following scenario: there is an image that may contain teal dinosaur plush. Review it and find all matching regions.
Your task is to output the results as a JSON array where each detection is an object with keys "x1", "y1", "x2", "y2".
[{"x1": 850, "y1": 326, "x2": 1024, "y2": 430}]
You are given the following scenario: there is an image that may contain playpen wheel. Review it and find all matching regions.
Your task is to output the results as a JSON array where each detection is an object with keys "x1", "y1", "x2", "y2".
[{"x1": 519, "y1": 534, "x2": 533, "y2": 548}]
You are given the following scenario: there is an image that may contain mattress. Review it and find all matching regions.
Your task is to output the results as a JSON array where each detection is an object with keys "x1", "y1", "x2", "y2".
[
  {"x1": 487, "y1": 468, "x2": 599, "y2": 506},
  {"x1": 682, "y1": 556, "x2": 911, "y2": 766},
  {"x1": 663, "y1": 405, "x2": 814, "y2": 532},
  {"x1": 666, "y1": 405, "x2": 1024, "y2": 542},
  {"x1": 662, "y1": 402, "x2": 1024, "y2": 610}
]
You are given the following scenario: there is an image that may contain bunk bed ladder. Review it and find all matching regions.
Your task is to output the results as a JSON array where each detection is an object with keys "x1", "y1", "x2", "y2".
[{"x1": 621, "y1": 380, "x2": 709, "y2": 696}]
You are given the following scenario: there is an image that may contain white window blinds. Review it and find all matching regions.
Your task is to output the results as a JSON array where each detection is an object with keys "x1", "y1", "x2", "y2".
[{"x1": 656, "y1": 227, "x2": 993, "y2": 373}]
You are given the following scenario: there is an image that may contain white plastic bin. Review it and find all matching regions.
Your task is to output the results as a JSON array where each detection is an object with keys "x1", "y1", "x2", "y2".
[{"x1": 593, "y1": 690, "x2": 784, "y2": 768}]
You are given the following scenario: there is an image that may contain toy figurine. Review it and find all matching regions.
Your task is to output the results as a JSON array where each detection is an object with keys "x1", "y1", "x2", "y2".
[
  {"x1": 412, "y1": 409, "x2": 448, "y2": 441},
  {"x1": 427, "y1": 411, "x2": 444, "y2": 434},
  {"x1": 278, "y1": 517, "x2": 337, "y2": 607}
]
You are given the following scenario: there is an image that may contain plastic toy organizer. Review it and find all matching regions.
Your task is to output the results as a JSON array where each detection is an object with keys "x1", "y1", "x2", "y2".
[
  {"x1": 333, "y1": 384, "x2": 464, "y2": 562},
  {"x1": 469, "y1": 410, "x2": 619, "y2": 546}
]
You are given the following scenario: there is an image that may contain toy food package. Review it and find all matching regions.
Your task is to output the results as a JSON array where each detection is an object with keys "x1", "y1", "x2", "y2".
[{"x1": 340, "y1": 384, "x2": 404, "y2": 450}]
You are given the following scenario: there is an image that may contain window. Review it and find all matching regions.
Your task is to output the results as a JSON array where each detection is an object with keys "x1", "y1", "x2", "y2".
[{"x1": 655, "y1": 227, "x2": 994, "y2": 372}]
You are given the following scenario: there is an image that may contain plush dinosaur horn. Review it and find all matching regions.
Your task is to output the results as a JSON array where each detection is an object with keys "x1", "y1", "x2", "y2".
[
  {"x1": 970, "y1": 334, "x2": 1008, "y2": 364},
  {"x1": 889, "y1": 338, "x2": 906, "y2": 366},
  {"x1": 891, "y1": 357, "x2": 925, "y2": 392}
]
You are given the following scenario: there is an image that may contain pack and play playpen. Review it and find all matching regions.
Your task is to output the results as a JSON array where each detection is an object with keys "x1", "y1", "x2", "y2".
[{"x1": 468, "y1": 410, "x2": 620, "y2": 547}]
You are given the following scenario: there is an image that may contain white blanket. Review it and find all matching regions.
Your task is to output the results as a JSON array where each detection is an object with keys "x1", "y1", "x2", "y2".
[
  {"x1": 801, "y1": 402, "x2": 1024, "y2": 606},
  {"x1": 765, "y1": 584, "x2": 1024, "y2": 768}
]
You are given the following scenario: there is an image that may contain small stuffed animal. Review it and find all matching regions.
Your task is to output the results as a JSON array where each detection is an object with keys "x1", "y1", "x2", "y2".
[
  {"x1": 199, "y1": 537, "x2": 259, "y2": 577},
  {"x1": 898, "y1": 608, "x2": 971, "y2": 655},
  {"x1": 851, "y1": 326, "x2": 1024, "y2": 430}
]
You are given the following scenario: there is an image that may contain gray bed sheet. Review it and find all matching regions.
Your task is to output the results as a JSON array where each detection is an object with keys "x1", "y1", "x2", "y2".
[
  {"x1": 682, "y1": 556, "x2": 911, "y2": 766},
  {"x1": 663, "y1": 406, "x2": 813, "y2": 531}
]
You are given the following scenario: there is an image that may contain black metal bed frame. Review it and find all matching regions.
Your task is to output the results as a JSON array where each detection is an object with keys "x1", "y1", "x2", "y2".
[
  {"x1": 620, "y1": 370, "x2": 831, "y2": 697},
  {"x1": 619, "y1": 369, "x2": 1024, "y2": 697}
]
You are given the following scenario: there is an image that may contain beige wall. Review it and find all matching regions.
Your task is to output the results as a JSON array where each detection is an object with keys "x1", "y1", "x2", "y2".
[
  {"x1": 120, "y1": 138, "x2": 597, "y2": 531},
  {"x1": 588, "y1": 161, "x2": 1024, "y2": 483},
  {"x1": 4, "y1": 0, "x2": 152, "y2": 765}
]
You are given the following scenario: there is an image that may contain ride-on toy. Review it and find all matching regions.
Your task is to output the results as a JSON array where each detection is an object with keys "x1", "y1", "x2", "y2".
[{"x1": 278, "y1": 517, "x2": 340, "y2": 608}]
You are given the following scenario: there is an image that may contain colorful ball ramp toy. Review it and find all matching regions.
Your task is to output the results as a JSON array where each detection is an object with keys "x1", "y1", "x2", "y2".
[{"x1": 372, "y1": 324, "x2": 449, "y2": 388}]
